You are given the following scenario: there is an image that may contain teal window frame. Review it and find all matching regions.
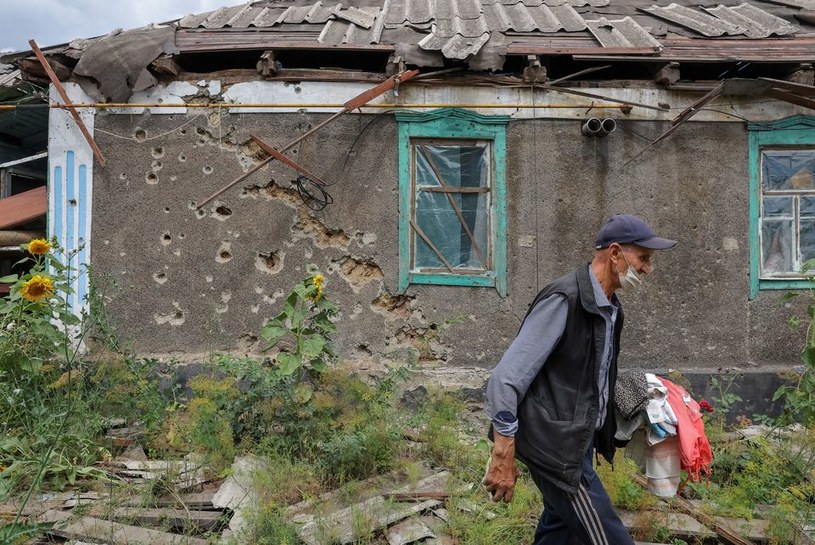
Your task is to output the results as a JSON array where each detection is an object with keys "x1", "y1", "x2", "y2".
[
  {"x1": 749, "y1": 115, "x2": 815, "y2": 298},
  {"x1": 395, "y1": 108, "x2": 510, "y2": 296}
]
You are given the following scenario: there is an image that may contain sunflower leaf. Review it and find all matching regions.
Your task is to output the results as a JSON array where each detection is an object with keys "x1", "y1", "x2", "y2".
[
  {"x1": 277, "y1": 352, "x2": 301, "y2": 375},
  {"x1": 300, "y1": 335, "x2": 325, "y2": 357}
]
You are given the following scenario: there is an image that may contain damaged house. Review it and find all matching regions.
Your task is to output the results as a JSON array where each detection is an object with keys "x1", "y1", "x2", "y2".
[{"x1": 3, "y1": 0, "x2": 815, "y2": 404}]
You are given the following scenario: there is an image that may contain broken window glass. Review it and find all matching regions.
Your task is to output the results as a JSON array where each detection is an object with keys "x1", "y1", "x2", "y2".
[
  {"x1": 411, "y1": 141, "x2": 491, "y2": 272},
  {"x1": 760, "y1": 149, "x2": 815, "y2": 277}
]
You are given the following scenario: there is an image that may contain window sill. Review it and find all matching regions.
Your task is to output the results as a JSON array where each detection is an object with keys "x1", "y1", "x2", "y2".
[
  {"x1": 409, "y1": 272, "x2": 496, "y2": 287},
  {"x1": 758, "y1": 278, "x2": 815, "y2": 291}
]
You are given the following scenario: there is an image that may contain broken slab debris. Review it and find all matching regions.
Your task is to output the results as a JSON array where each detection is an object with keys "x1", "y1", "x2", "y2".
[
  {"x1": 211, "y1": 454, "x2": 268, "y2": 539},
  {"x1": 39, "y1": 508, "x2": 209, "y2": 545},
  {"x1": 295, "y1": 471, "x2": 451, "y2": 545},
  {"x1": 386, "y1": 516, "x2": 436, "y2": 545}
]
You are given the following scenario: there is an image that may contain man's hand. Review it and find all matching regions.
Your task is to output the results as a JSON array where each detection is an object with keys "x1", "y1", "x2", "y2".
[{"x1": 481, "y1": 431, "x2": 520, "y2": 503}]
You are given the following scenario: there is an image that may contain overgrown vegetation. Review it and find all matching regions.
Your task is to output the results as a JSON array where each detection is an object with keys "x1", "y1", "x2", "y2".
[{"x1": 3, "y1": 249, "x2": 815, "y2": 544}]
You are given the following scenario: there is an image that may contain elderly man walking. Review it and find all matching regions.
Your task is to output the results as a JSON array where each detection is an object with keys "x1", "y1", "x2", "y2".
[{"x1": 483, "y1": 214, "x2": 676, "y2": 545}]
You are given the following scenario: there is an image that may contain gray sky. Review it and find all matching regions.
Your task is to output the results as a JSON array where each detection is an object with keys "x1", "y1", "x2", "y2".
[{"x1": 1, "y1": 0, "x2": 244, "y2": 52}]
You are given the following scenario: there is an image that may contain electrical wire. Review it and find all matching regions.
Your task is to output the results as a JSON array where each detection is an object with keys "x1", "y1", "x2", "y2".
[
  {"x1": 287, "y1": 109, "x2": 394, "y2": 209},
  {"x1": 94, "y1": 112, "x2": 209, "y2": 141},
  {"x1": 294, "y1": 174, "x2": 334, "y2": 211}
]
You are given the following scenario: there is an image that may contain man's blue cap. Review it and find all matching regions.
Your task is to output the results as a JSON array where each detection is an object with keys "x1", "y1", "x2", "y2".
[{"x1": 595, "y1": 214, "x2": 677, "y2": 250}]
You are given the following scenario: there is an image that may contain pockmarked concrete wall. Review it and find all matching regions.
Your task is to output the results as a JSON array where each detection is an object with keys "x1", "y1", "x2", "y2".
[{"x1": 91, "y1": 111, "x2": 806, "y2": 388}]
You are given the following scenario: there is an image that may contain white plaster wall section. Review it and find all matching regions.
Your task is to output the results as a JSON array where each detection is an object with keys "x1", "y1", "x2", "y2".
[
  {"x1": 222, "y1": 81, "x2": 396, "y2": 114},
  {"x1": 107, "y1": 82, "x2": 199, "y2": 115},
  {"x1": 48, "y1": 83, "x2": 95, "y2": 317},
  {"x1": 206, "y1": 80, "x2": 222, "y2": 97},
  {"x1": 220, "y1": 79, "x2": 807, "y2": 122}
]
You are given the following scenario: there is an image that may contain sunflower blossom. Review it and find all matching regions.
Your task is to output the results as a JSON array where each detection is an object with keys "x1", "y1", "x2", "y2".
[
  {"x1": 20, "y1": 274, "x2": 55, "y2": 302},
  {"x1": 310, "y1": 274, "x2": 324, "y2": 301},
  {"x1": 27, "y1": 238, "x2": 51, "y2": 256}
]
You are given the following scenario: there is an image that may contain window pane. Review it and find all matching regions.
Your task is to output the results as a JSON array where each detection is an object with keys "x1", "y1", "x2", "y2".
[
  {"x1": 414, "y1": 191, "x2": 489, "y2": 270},
  {"x1": 415, "y1": 150, "x2": 440, "y2": 187},
  {"x1": 415, "y1": 144, "x2": 488, "y2": 189},
  {"x1": 762, "y1": 220, "x2": 793, "y2": 274},
  {"x1": 802, "y1": 196, "x2": 815, "y2": 219},
  {"x1": 762, "y1": 150, "x2": 815, "y2": 192},
  {"x1": 412, "y1": 141, "x2": 491, "y2": 272},
  {"x1": 763, "y1": 196, "x2": 792, "y2": 218},
  {"x1": 802, "y1": 220, "x2": 815, "y2": 267}
]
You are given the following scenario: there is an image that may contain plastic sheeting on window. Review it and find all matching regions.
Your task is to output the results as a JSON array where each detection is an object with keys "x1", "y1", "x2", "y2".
[
  {"x1": 412, "y1": 143, "x2": 490, "y2": 271},
  {"x1": 761, "y1": 150, "x2": 815, "y2": 276},
  {"x1": 762, "y1": 150, "x2": 815, "y2": 192}
]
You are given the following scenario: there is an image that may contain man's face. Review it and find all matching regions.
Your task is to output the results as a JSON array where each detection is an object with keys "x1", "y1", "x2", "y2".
[{"x1": 612, "y1": 243, "x2": 655, "y2": 276}]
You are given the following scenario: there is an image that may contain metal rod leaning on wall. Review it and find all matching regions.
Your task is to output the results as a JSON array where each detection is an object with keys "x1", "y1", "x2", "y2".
[
  {"x1": 623, "y1": 82, "x2": 724, "y2": 166},
  {"x1": 196, "y1": 69, "x2": 419, "y2": 209},
  {"x1": 249, "y1": 135, "x2": 327, "y2": 185},
  {"x1": 28, "y1": 39, "x2": 107, "y2": 167}
]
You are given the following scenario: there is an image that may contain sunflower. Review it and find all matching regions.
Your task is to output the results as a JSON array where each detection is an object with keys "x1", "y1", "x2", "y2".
[
  {"x1": 27, "y1": 238, "x2": 51, "y2": 256},
  {"x1": 310, "y1": 274, "x2": 324, "y2": 301},
  {"x1": 20, "y1": 274, "x2": 55, "y2": 302}
]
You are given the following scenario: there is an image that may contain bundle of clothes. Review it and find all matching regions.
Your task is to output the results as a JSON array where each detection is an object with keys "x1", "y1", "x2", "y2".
[{"x1": 614, "y1": 371, "x2": 713, "y2": 497}]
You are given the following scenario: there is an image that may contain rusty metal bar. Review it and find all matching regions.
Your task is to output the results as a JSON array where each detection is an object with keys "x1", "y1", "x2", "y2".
[
  {"x1": 249, "y1": 135, "x2": 326, "y2": 185},
  {"x1": 417, "y1": 145, "x2": 488, "y2": 269},
  {"x1": 410, "y1": 219, "x2": 454, "y2": 273},
  {"x1": 625, "y1": 83, "x2": 724, "y2": 165},
  {"x1": 28, "y1": 39, "x2": 106, "y2": 167},
  {"x1": 197, "y1": 69, "x2": 419, "y2": 209},
  {"x1": 541, "y1": 85, "x2": 670, "y2": 112},
  {"x1": 671, "y1": 82, "x2": 724, "y2": 126}
]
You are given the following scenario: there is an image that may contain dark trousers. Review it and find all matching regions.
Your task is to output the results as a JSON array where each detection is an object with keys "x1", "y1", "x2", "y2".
[{"x1": 528, "y1": 446, "x2": 634, "y2": 545}]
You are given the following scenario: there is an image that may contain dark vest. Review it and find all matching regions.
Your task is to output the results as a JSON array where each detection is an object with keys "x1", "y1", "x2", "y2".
[{"x1": 514, "y1": 264, "x2": 623, "y2": 493}]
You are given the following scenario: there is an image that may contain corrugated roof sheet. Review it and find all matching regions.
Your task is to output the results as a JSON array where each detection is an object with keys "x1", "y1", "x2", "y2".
[
  {"x1": 275, "y1": 2, "x2": 340, "y2": 24},
  {"x1": 0, "y1": 67, "x2": 20, "y2": 87},
  {"x1": 333, "y1": 5, "x2": 378, "y2": 28},
  {"x1": 482, "y1": 3, "x2": 588, "y2": 32},
  {"x1": 171, "y1": 0, "x2": 813, "y2": 69},
  {"x1": 585, "y1": 16, "x2": 663, "y2": 47},
  {"x1": 384, "y1": 0, "x2": 433, "y2": 27},
  {"x1": 704, "y1": 3, "x2": 798, "y2": 37},
  {"x1": 319, "y1": 7, "x2": 383, "y2": 43},
  {"x1": 249, "y1": 7, "x2": 288, "y2": 27},
  {"x1": 643, "y1": 3, "x2": 748, "y2": 36},
  {"x1": 482, "y1": 0, "x2": 610, "y2": 7}
]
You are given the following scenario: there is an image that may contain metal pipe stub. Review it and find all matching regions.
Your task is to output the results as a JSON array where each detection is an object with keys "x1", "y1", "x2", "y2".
[{"x1": 582, "y1": 117, "x2": 616, "y2": 137}]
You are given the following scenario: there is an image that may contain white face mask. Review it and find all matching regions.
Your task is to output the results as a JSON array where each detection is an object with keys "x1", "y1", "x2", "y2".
[{"x1": 617, "y1": 251, "x2": 642, "y2": 291}]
